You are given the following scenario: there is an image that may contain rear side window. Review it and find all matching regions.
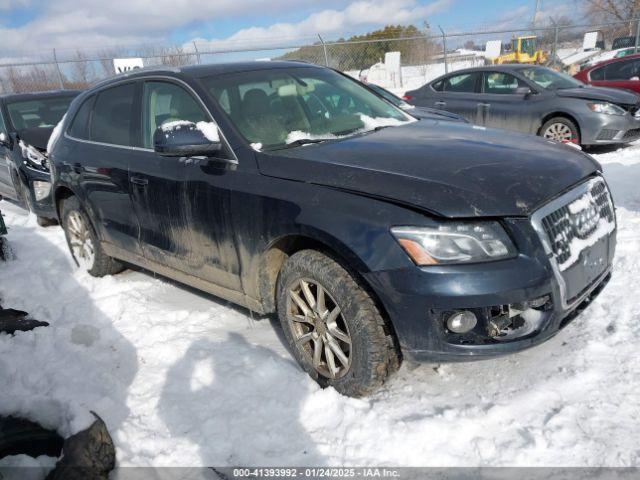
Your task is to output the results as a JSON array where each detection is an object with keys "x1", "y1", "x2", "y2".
[
  {"x1": 90, "y1": 83, "x2": 136, "y2": 146},
  {"x1": 441, "y1": 73, "x2": 480, "y2": 93},
  {"x1": 431, "y1": 79, "x2": 444, "y2": 92},
  {"x1": 68, "y1": 96, "x2": 94, "y2": 140}
]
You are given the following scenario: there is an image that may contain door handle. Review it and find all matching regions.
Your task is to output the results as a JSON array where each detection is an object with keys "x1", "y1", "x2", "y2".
[
  {"x1": 478, "y1": 103, "x2": 491, "y2": 108},
  {"x1": 435, "y1": 101, "x2": 447, "y2": 107},
  {"x1": 130, "y1": 177, "x2": 148, "y2": 186}
]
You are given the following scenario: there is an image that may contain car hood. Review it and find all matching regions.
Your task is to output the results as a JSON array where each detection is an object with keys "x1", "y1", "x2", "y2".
[
  {"x1": 257, "y1": 120, "x2": 600, "y2": 218},
  {"x1": 555, "y1": 86, "x2": 640, "y2": 105}
]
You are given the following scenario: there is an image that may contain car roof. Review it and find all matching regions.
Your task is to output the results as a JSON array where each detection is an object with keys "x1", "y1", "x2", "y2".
[
  {"x1": 90, "y1": 60, "x2": 321, "y2": 89},
  {"x1": 443, "y1": 64, "x2": 542, "y2": 74},
  {"x1": 0, "y1": 89, "x2": 81, "y2": 103}
]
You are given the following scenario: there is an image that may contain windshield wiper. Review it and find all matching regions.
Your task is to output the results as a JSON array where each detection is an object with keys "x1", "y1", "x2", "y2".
[{"x1": 278, "y1": 138, "x2": 327, "y2": 150}]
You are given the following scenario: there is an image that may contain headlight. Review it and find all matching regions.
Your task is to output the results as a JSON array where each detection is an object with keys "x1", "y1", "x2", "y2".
[
  {"x1": 19, "y1": 140, "x2": 49, "y2": 171},
  {"x1": 587, "y1": 102, "x2": 626, "y2": 116},
  {"x1": 391, "y1": 221, "x2": 517, "y2": 265}
]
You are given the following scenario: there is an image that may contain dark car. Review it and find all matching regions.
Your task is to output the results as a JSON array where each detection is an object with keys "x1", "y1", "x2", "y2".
[
  {"x1": 365, "y1": 83, "x2": 468, "y2": 122},
  {"x1": 50, "y1": 62, "x2": 616, "y2": 396},
  {"x1": 0, "y1": 90, "x2": 79, "y2": 225},
  {"x1": 574, "y1": 53, "x2": 640, "y2": 95},
  {"x1": 406, "y1": 65, "x2": 640, "y2": 146}
]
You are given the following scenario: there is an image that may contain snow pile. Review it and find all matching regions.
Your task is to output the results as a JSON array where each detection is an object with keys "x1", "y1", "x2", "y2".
[
  {"x1": 0, "y1": 141, "x2": 639, "y2": 469},
  {"x1": 555, "y1": 178, "x2": 616, "y2": 271},
  {"x1": 0, "y1": 455, "x2": 56, "y2": 479},
  {"x1": 46, "y1": 114, "x2": 65, "y2": 155},
  {"x1": 286, "y1": 114, "x2": 414, "y2": 145},
  {"x1": 160, "y1": 120, "x2": 220, "y2": 142}
]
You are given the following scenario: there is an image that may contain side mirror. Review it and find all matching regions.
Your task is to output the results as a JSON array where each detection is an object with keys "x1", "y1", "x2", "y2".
[
  {"x1": 515, "y1": 86, "x2": 533, "y2": 97},
  {"x1": 153, "y1": 121, "x2": 221, "y2": 157}
]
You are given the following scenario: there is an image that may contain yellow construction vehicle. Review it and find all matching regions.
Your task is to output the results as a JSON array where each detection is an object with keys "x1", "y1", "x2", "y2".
[{"x1": 489, "y1": 36, "x2": 548, "y2": 65}]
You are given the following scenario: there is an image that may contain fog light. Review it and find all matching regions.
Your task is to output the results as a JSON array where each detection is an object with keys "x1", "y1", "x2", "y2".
[
  {"x1": 446, "y1": 311, "x2": 477, "y2": 333},
  {"x1": 33, "y1": 181, "x2": 51, "y2": 201}
]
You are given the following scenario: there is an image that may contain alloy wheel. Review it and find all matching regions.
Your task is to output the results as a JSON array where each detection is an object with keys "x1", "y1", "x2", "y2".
[
  {"x1": 287, "y1": 278, "x2": 352, "y2": 379},
  {"x1": 543, "y1": 123, "x2": 574, "y2": 142},
  {"x1": 66, "y1": 211, "x2": 95, "y2": 270}
]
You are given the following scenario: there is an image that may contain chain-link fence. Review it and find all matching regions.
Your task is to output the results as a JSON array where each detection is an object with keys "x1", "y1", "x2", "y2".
[{"x1": 0, "y1": 18, "x2": 638, "y2": 95}]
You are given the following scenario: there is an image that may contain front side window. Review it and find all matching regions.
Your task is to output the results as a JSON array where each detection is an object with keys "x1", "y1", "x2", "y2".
[
  {"x1": 90, "y1": 83, "x2": 136, "y2": 146},
  {"x1": 483, "y1": 72, "x2": 526, "y2": 94},
  {"x1": 142, "y1": 81, "x2": 209, "y2": 148},
  {"x1": 6, "y1": 96, "x2": 74, "y2": 132},
  {"x1": 519, "y1": 67, "x2": 583, "y2": 90},
  {"x1": 203, "y1": 67, "x2": 411, "y2": 150},
  {"x1": 442, "y1": 73, "x2": 480, "y2": 93}
]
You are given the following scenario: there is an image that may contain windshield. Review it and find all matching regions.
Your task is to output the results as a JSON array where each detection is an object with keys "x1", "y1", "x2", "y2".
[
  {"x1": 6, "y1": 96, "x2": 74, "y2": 132},
  {"x1": 202, "y1": 67, "x2": 413, "y2": 150},
  {"x1": 519, "y1": 67, "x2": 583, "y2": 90}
]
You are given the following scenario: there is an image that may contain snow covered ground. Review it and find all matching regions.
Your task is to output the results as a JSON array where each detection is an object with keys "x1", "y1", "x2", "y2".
[{"x1": 1, "y1": 141, "x2": 640, "y2": 470}]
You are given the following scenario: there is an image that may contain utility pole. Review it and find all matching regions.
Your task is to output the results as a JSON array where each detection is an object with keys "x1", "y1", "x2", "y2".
[{"x1": 532, "y1": 0, "x2": 542, "y2": 27}]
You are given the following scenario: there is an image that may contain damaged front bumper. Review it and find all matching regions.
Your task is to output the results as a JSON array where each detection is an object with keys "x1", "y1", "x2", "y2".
[{"x1": 365, "y1": 176, "x2": 617, "y2": 362}]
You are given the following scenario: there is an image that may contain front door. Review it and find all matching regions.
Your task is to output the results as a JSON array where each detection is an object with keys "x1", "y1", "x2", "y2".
[
  {"x1": 130, "y1": 79, "x2": 241, "y2": 291},
  {"x1": 480, "y1": 71, "x2": 537, "y2": 133}
]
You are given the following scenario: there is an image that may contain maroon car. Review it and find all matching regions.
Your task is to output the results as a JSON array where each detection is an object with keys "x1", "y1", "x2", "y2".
[{"x1": 575, "y1": 53, "x2": 640, "y2": 94}]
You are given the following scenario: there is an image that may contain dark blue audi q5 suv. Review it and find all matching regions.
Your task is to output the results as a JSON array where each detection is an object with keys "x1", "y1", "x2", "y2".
[{"x1": 49, "y1": 61, "x2": 616, "y2": 396}]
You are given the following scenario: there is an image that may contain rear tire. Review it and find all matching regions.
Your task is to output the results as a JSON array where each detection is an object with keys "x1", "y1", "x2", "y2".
[
  {"x1": 60, "y1": 196, "x2": 123, "y2": 277},
  {"x1": 277, "y1": 249, "x2": 400, "y2": 397},
  {"x1": 540, "y1": 117, "x2": 580, "y2": 145}
]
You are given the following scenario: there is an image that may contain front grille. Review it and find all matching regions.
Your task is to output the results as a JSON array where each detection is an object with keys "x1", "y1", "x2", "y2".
[
  {"x1": 540, "y1": 177, "x2": 615, "y2": 271},
  {"x1": 623, "y1": 128, "x2": 640, "y2": 140}
]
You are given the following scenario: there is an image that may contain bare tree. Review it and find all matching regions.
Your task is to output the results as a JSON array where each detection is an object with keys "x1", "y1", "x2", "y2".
[
  {"x1": 585, "y1": 0, "x2": 640, "y2": 35},
  {"x1": 585, "y1": 0, "x2": 640, "y2": 21},
  {"x1": 68, "y1": 50, "x2": 94, "y2": 88}
]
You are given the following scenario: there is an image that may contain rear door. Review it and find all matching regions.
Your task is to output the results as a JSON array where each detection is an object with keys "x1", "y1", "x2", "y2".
[
  {"x1": 66, "y1": 83, "x2": 143, "y2": 257},
  {"x1": 425, "y1": 72, "x2": 484, "y2": 124},
  {"x1": 480, "y1": 71, "x2": 537, "y2": 133}
]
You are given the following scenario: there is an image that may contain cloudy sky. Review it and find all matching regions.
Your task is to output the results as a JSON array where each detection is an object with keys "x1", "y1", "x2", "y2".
[{"x1": 0, "y1": 0, "x2": 577, "y2": 56}]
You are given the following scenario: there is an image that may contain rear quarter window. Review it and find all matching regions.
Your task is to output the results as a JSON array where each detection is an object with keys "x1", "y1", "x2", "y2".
[{"x1": 67, "y1": 96, "x2": 95, "y2": 140}]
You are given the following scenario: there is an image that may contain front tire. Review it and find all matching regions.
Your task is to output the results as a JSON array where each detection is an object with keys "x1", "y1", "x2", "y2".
[
  {"x1": 60, "y1": 196, "x2": 123, "y2": 277},
  {"x1": 277, "y1": 250, "x2": 400, "y2": 397},
  {"x1": 540, "y1": 117, "x2": 580, "y2": 145}
]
